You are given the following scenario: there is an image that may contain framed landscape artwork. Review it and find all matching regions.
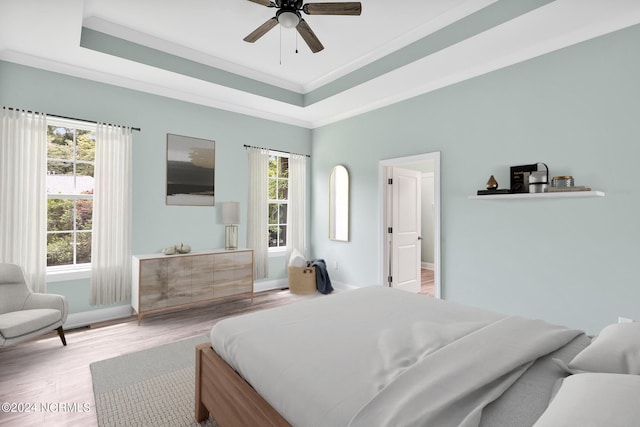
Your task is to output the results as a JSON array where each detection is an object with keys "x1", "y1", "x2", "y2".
[{"x1": 166, "y1": 133, "x2": 215, "y2": 206}]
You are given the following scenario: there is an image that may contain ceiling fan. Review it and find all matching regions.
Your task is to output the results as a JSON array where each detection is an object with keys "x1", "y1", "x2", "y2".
[{"x1": 243, "y1": 0, "x2": 362, "y2": 53}]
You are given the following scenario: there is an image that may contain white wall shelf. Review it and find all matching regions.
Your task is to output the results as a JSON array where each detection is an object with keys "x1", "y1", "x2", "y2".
[{"x1": 468, "y1": 190, "x2": 605, "y2": 200}]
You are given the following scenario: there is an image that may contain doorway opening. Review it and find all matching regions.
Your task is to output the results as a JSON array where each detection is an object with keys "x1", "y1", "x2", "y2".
[{"x1": 378, "y1": 152, "x2": 441, "y2": 298}]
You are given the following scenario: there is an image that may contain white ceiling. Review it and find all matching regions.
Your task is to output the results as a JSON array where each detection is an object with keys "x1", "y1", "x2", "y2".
[
  {"x1": 82, "y1": 0, "x2": 496, "y2": 92},
  {"x1": 1, "y1": 0, "x2": 640, "y2": 128}
]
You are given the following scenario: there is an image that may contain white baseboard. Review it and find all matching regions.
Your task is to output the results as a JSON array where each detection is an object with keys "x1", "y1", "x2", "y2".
[
  {"x1": 64, "y1": 305, "x2": 132, "y2": 330},
  {"x1": 421, "y1": 262, "x2": 434, "y2": 270},
  {"x1": 254, "y1": 278, "x2": 288, "y2": 292},
  {"x1": 256, "y1": 278, "x2": 355, "y2": 292},
  {"x1": 332, "y1": 281, "x2": 357, "y2": 291}
]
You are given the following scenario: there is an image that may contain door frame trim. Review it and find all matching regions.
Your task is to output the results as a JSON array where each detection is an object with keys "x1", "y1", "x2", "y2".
[{"x1": 378, "y1": 152, "x2": 441, "y2": 298}]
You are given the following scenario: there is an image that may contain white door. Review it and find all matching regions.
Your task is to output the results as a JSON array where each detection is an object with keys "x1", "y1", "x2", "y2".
[{"x1": 390, "y1": 167, "x2": 422, "y2": 293}]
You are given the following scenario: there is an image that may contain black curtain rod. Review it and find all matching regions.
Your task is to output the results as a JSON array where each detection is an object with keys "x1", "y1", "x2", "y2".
[
  {"x1": 243, "y1": 144, "x2": 310, "y2": 158},
  {"x1": 3, "y1": 107, "x2": 141, "y2": 132}
]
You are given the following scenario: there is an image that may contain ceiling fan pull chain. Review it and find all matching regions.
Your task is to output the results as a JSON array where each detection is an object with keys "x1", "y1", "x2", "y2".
[{"x1": 279, "y1": 25, "x2": 282, "y2": 65}]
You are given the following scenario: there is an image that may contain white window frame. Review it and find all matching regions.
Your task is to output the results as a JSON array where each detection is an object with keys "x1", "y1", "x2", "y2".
[
  {"x1": 46, "y1": 117, "x2": 96, "y2": 280},
  {"x1": 268, "y1": 151, "x2": 289, "y2": 256}
]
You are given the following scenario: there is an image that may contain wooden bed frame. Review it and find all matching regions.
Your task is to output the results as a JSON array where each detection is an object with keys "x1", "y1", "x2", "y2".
[{"x1": 195, "y1": 343, "x2": 292, "y2": 427}]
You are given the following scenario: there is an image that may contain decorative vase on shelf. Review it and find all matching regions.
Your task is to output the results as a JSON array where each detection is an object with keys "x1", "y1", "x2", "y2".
[{"x1": 486, "y1": 175, "x2": 498, "y2": 190}]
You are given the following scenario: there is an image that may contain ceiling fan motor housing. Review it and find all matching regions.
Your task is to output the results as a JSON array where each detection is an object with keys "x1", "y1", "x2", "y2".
[{"x1": 276, "y1": 0, "x2": 304, "y2": 10}]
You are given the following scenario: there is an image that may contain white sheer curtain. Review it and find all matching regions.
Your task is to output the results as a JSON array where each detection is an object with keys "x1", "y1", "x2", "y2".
[
  {"x1": 286, "y1": 153, "x2": 307, "y2": 264},
  {"x1": 0, "y1": 108, "x2": 47, "y2": 292},
  {"x1": 90, "y1": 123, "x2": 132, "y2": 305},
  {"x1": 246, "y1": 147, "x2": 269, "y2": 280}
]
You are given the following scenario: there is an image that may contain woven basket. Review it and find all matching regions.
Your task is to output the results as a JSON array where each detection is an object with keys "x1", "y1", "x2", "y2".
[{"x1": 288, "y1": 266, "x2": 316, "y2": 294}]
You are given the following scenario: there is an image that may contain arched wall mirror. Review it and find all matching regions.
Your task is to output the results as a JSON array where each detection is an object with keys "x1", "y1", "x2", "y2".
[{"x1": 329, "y1": 165, "x2": 349, "y2": 241}]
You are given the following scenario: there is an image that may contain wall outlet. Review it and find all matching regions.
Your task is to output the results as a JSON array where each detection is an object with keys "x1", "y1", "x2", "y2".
[
  {"x1": 332, "y1": 260, "x2": 338, "y2": 269},
  {"x1": 618, "y1": 316, "x2": 634, "y2": 323}
]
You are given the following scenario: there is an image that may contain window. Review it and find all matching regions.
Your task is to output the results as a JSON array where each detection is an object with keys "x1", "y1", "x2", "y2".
[
  {"x1": 46, "y1": 119, "x2": 96, "y2": 268},
  {"x1": 268, "y1": 154, "x2": 288, "y2": 250}
]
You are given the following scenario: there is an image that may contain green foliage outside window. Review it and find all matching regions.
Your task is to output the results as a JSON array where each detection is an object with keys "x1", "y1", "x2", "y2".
[
  {"x1": 268, "y1": 155, "x2": 288, "y2": 248},
  {"x1": 46, "y1": 124, "x2": 95, "y2": 267},
  {"x1": 47, "y1": 233, "x2": 73, "y2": 266}
]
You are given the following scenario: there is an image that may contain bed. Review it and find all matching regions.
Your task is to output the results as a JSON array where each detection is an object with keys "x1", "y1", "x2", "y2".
[{"x1": 195, "y1": 286, "x2": 640, "y2": 427}]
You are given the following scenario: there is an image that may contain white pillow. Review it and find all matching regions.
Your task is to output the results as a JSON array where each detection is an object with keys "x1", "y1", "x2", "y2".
[
  {"x1": 568, "y1": 323, "x2": 640, "y2": 374},
  {"x1": 533, "y1": 373, "x2": 640, "y2": 427},
  {"x1": 288, "y1": 248, "x2": 306, "y2": 268}
]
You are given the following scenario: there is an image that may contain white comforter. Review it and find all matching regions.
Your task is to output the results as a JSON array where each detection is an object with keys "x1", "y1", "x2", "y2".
[{"x1": 210, "y1": 286, "x2": 581, "y2": 427}]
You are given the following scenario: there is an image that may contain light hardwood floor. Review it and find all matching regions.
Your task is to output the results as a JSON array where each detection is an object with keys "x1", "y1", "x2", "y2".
[
  {"x1": 420, "y1": 268, "x2": 435, "y2": 296},
  {"x1": 0, "y1": 289, "x2": 312, "y2": 427}
]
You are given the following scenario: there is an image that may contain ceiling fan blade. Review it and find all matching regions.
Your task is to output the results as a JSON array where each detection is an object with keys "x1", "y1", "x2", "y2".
[
  {"x1": 247, "y1": 0, "x2": 276, "y2": 7},
  {"x1": 243, "y1": 17, "x2": 278, "y2": 43},
  {"x1": 302, "y1": 2, "x2": 361, "y2": 15},
  {"x1": 296, "y1": 19, "x2": 324, "y2": 53}
]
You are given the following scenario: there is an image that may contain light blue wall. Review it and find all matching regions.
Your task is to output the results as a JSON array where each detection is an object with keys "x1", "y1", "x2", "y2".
[
  {"x1": 310, "y1": 24, "x2": 640, "y2": 334},
  {"x1": 0, "y1": 61, "x2": 310, "y2": 313},
  {"x1": 2, "y1": 23, "x2": 639, "y2": 334}
]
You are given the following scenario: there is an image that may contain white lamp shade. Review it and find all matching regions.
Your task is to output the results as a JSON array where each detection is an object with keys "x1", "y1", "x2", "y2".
[
  {"x1": 221, "y1": 202, "x2": 240, "y2": 225},
  {"x1": 278, "y1": 11, "x2": 300, "y2": 29}
]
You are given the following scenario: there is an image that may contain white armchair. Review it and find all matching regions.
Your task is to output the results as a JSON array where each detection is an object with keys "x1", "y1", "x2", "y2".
[{"x1": 0, "y1": 263, "x2": 68, "y2": 347}]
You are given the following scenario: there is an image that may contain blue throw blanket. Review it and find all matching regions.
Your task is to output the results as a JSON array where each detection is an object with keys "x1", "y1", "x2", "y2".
[{"x1": 309, "y1": 259, "x2": 333, "y2": 294}]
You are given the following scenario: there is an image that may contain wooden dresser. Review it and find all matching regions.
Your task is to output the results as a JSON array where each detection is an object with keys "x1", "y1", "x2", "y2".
[{"x1": 131, "y1": 249, "x2": 253, "y2": 324}]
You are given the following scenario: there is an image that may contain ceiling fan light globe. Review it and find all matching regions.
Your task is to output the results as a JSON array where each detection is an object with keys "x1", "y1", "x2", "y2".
[{"x1": 278, "y1": 11, "x2": 300, "y2": 29}]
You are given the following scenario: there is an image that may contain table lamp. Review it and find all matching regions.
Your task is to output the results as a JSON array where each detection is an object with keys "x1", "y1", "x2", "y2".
[{"x1": 221, "y1": 202, "x2": 240, "y2": 250}]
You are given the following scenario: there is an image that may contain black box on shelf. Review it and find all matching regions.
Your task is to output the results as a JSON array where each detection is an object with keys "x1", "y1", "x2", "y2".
[{"x1": 510, "y1": 164, "x2": 538, "y2": 193}]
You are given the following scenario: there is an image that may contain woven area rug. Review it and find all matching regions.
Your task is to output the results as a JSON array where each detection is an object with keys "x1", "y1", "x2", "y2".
[{"x1": 90, "y1": 335, "x2": 219, "y2": 427}]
